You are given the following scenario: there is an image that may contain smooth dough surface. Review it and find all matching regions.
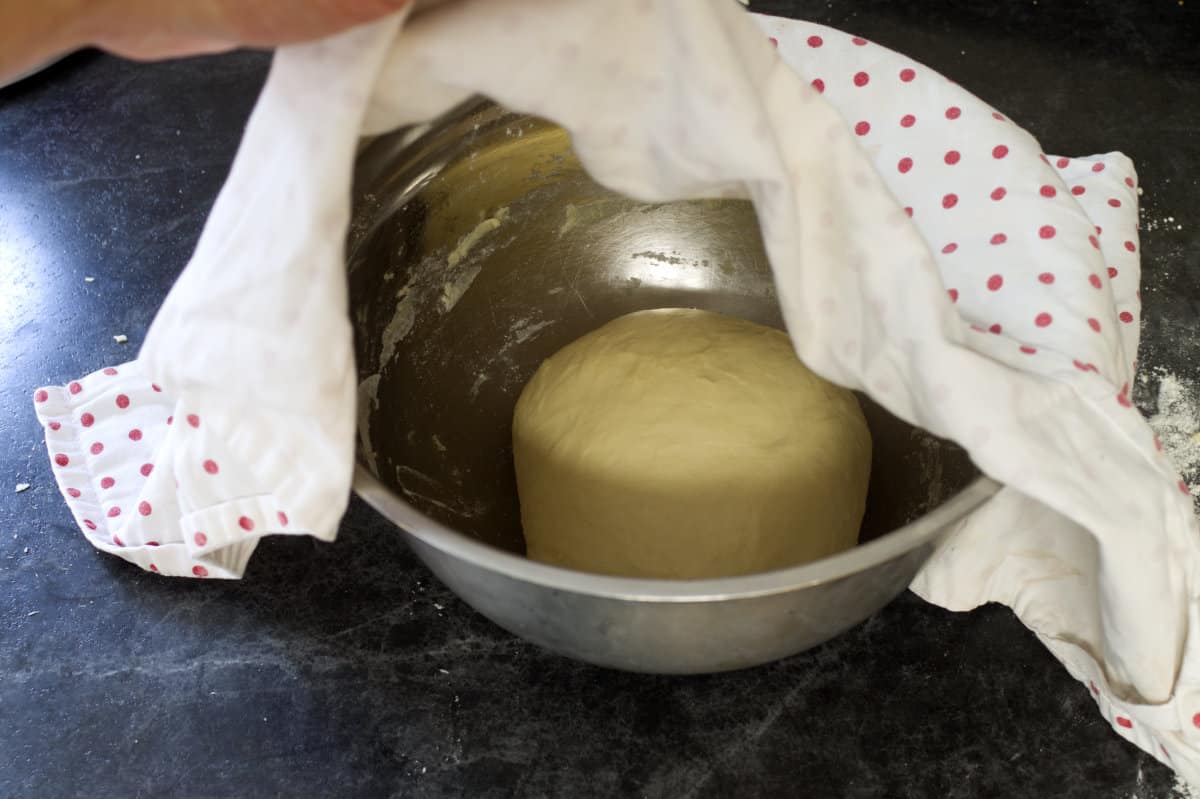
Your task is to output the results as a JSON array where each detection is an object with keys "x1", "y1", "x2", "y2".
[{"x1": 512, "y1": 308, "x2": 872, "y2": 579}]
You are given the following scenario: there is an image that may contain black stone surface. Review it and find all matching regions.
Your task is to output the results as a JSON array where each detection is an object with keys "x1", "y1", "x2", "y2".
[{"x1": 2, "y1": 2, "x2": 1198, "y2": 797}]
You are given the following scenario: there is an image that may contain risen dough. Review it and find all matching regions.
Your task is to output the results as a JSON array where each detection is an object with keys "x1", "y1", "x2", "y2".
[{"x1": 512, "y1": 308, "x2": 872, "y2": 579}]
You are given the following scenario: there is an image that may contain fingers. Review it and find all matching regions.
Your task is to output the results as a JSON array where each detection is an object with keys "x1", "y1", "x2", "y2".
[{"x1": 82, "y1": 0, "x2": 415, "y2": 61}]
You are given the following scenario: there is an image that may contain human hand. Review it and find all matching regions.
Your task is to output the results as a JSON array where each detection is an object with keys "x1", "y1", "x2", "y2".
[
  {"x1": 79, "y1": 0, "x2": 414, "y2": 60},
  {"x1": 1, "y1": 0, "x2": 412, "y2": 86}
]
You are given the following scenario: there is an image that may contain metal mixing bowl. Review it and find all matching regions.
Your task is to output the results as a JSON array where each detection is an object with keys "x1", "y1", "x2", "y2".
[{"x1": 347, "y1": 98, "x2": 999, "y2": 674}]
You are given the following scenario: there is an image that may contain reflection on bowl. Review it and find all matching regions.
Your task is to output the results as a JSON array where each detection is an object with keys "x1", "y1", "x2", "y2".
[{"x1": 348, "y1": 98, "x2": 998, "y2": 673}]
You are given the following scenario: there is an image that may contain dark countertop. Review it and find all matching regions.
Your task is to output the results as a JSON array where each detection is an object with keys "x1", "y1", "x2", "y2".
[{"x1": 2, "y1": 2, "x2": 1198, "y2": 797}]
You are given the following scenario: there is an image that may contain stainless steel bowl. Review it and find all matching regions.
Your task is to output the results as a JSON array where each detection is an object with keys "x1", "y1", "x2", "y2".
[{"x1": 348, "y1": 98, "x2": 999, "y2": 674}]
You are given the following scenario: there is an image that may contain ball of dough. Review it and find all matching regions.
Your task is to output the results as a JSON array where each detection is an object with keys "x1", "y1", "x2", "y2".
[{"x1": 512, "y1": 308, "x2": 872, "y2": 579}]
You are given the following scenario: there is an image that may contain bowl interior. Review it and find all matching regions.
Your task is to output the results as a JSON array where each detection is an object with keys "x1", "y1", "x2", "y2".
[{"x1": 348, "y1": 100, "x2": 978, "y2": 559}]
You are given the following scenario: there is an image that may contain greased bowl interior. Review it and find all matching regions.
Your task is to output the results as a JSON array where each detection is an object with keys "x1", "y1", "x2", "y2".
[{"x1": 347, "y1": 98, "x2": 997, "y2": 673}]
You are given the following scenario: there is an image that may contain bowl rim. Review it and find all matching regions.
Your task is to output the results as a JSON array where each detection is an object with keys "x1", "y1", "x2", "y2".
[
  {"x1": 353, "y1": 465, "x2": 1000, "y2": 602},
  {"x1": 350, "y1": 96, "x2": 1002, "y2": 604}
]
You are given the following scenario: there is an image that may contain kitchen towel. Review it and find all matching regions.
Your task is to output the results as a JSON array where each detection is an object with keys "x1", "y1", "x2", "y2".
[{"x1": 31, "y1": 0, "x2": 1200, "y2": 780}]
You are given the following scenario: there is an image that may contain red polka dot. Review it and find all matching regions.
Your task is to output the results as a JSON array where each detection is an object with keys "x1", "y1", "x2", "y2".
[
  {"x1": 152, "y1": 383, "x2": 162, "y2": 392},
  {"x1": 1108, "y1": 266, "x2": 1119, "y2": 279},
  {"x1": 147, "y1": 540, "x2": 159, "y2": 546},
  {"x1": 1087, "y1": 318, "x2": 1102, "y2": 332},
  {"x1": 1092, "y1": 162, "x2": 1106, "y2": 173},
  {"x1": 1125, "y1": 176, "x2": 1136, "y2": 188},
  {"x1": 807, "y1": 35, "x2": 823, "y2": 47},
  {"x1": 1038, "y1": 272, "x2": 1055, "y2": 284},
  {"x1": 989, "y1": 323, "x2": 1002, "y2": 335},
  {"x1": 278, "y1": 511, "x2": 289, "y2": 527},
  {"x1": 947, "y1": 289, "x2": 959, "y2": 303},
  {"x1": 107, "y1": 506, "x2": 121, "y2": 518},
  {"x1": 68, "y1": 382, "x2": 82, "y2": 395},
  {"x1": 1039, "y1": 225, "x2": 1056, "y2": 239},
  {"x1": 1073, "y1": 360, "x2": 1090, "y2": 372},
  {"x1": 853, "y1": 71, "x2": 870, "y2": 87},
  {"x1": 192, "y1": 565, "x2": 209, "y2": 578},
  {"x1": 1071, "y1": 185, "x2": 1086, "y2": 196},
  {"x1": 195, "y1": 531, "x2": 208, "y2": 547},
  {"x1": 941, "y1": 243, "x2": 958, "y2": 254},
  {"x1": 54, "y1": 454, "x2": 69, "y2": 467},
  {"x1": 203, "y1": 459, "x2": 219, "y2": 475},
  {"x1": 80, "y1": 413, "x2": 95, "y2": 428},
  {"x1": 34, "y1": 389, "x2": 48, "y2": 403},
  {"x1": 128, "y1": 429, "x2": 142, "y2": 441},
  {"x1": 990, "y1": 187, "x2": 1007, "y2": 201},
  {"x1": 854, "y1": 120, "x2": 870, "y2": 136},
  {"x1": 238, "y1": 516, "x2": 255, "y2": 531},
  {"x1": 1124, "y1": 240, "x2": 1137, "y2": 252},
  {"x1": 945, "y1": 106, "x2": 961, "y2": 120},
  {"x1": 987, "y1": 274, "x2": 1004, "y2": 291},
  {"x1": 1035, "y1": 312, "x2": 1053, "y2": 327},
  {"x1": 851, "y1": 36, "x2": 868, "y2": 46},
  {"x1": 48, "y1": 421, "x2": 61, "y2": 431},
  {"x1": 944, "y1": 150, "x2": 961, "y2": 165},
  {"x1": 186, "y1": 414, "x2": 200, "y2": 428},
  {"x1": 1118, "y1": 391, "x2": 1133, "y2": 408},
  {"x1": 166, "y1": 416, "x2": 173, "y2": 425},
  {"x1": 112, "y1": 535, "x2": 124, "y2": 547},
  {"x1": 768, "y1": 36, "x2": 778, "y2": 48},
  {"x1": 1039, "y1": 185, "x2": 1057, "y2": 198},
  {"x1": 1115, "y1": 717, "x2": 1132, "y2": 729},
  {"x1": 67, "y1": 487, "x2": 82, "y2": 498},
  {"x1": 1056, "y1": 157, "x2": 1070, "y2": 168},
  {"x1": 1119, "y1": 311, "x2": 1134, "y2": 323},
  {"x1": 898, "y1": 157, "x2": 913, "y2": 174},
  {"x1": 990, "y1": 233, "x2": 1008, "y2": 245},
  {"x1": 1155, "y1": 436, "x2": 1164, "y2": 452},
  {"x1": 138, "y1": 501, "x2": 152, "y2": 516},
  {"x1": 140, "y1": 463, "x2": 154, "y2": 477},
  {"x1": 103, "y1": 367, "x2": 118, "y2": 376},
  {"x1": 942, "y1": 193, "x2": 958, "y2": 209},
  {"x1": 83, "y1": 519, "x2": 96, "y2": 530},
  {"x1": 810, "y1": 78, "x2": 825, "y2": 93},
  {"x1": 115, "y1": 394, "x2": 130, "y2": 409},
  {"x1": 100, "y1": 476, "x2": 115, "y2": 489},
  {"x1": 90, "y1": 442, "x2": 104, "y2": 455},
  {"x1": 1108, "y1": 198, "x2": 1122, "y2": 208},
  {"x1": 149, "y1": 564, "x2": 159, "y2": 572},
  {"x1": 1180, "y1": 480, "x2": 1191, "y2": 495},
  {"x1": 992, "y1": 111, "x2": 1006, "y2": 121},
  {"x1": 899, "y1": 114, "x2": 916, "y2": 128},
  {"x1": 992, "y1": 145, "x2": 1009, "y2": 159},
  {"x1": 1088, "y1": 234, "x2": 1100, "y2": 249},
  {"x1": 899, "y1": 67, "x2": 915, "y2": 82},
  {"x1": 1020, "y1": 346, "x2": 1037, "y2": 355},
  {"x1": 904, "y1": 207, "x2": 913, "y2": 217},
  {"x1": 1089, "y1": 681, "x2": 1099, "y2": 695}
]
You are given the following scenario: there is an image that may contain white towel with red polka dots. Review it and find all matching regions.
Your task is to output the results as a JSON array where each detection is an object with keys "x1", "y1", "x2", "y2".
[{"x1": 31, "y1": 0, "x2": 1200, "y2": 779}]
